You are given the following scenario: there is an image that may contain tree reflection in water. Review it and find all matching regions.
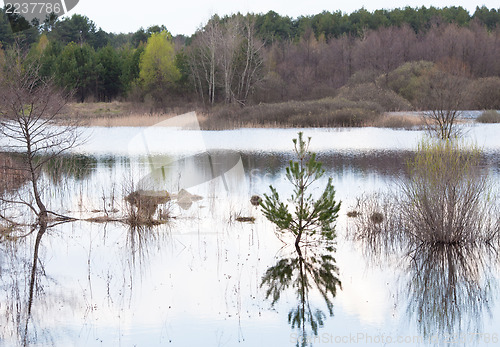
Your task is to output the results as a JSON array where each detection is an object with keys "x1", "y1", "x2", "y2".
[
  {"x1": 350, "y1": 200, "x2": 499, "y2": 344},
  {"x1": 0, "y1": 222, "x2": 76, "y2": 347},
  {"x1": 404, "y1": 243, "x2": 496, "y2": 341},
  {"x1": 261, "y1": 244, "x2": 341, "y2": 346},
  {"x1": 0, "y1": 222, "x2": 169, "y2": 346}
]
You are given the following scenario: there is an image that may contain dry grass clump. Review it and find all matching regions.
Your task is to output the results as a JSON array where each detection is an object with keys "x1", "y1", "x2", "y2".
[
  {"x1": 377, "y1": 113, "x2": 425, "y2": 129},
  {"x1": 346, "y1": 211, "x2": 360, "y2": 218},
  {"x1": 235, "y1": 216, "x2": 256, "y2": 223},
  {"x1": 124, "y1": 190, "x2": 171, "y2": 226},
  {"x1": 83, "y1": 113, "x2": 178, "y2": 127},
  {"x1": 476, "y1": 110, "x2": 500, "y2": 124},
  {"x1": 61, "y1": 102, "x2": 197, "y2": 127}
]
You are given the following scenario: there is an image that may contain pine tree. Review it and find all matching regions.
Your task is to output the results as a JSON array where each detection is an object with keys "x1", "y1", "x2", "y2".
[{"x1": 261, "y1": 132, "x2": 341, "y2": 247}]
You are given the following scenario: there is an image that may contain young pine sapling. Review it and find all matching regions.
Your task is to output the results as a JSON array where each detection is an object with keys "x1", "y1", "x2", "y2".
[{"x1": 260, "y1": 132, "x2": 341, "y2": 248}]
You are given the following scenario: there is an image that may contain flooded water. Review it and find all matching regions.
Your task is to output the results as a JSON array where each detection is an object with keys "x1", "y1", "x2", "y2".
[{"x1": 1, "y1": 123, "x2": 500, "y2": 346}]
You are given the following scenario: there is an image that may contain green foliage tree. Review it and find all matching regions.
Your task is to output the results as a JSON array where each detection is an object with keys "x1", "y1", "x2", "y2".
[
  {"x1": 173, "y1": 49, "x2": 194, "y2": 96},
  {"x1": 473, "y1": 6, "x2": 500, "y2": 30},
  {"x1": 96, "y1": 45, "x2": 123, "y2": 101},
  {"x1": 255, "y1": 10, "x2": 295, "y2": 44},
  {"x1": 49, "y1": 14, "x2": 108, "y2": 49},
  {"x1": 1, "y1": 8, "x2": 39, "y2": 47},
  {"x1": 55, "y1": 42, "x2": 96, "y2": 102},
  {"x1": 0, "y1": 9, "x2": 14, "y2": 46},
  {"x1": 261, "y1": 133, "x2": 341, "y2": 248},
  {"x1": 120, "y1": 44, "x2": 144, "y2": 94},
  {"x1": 139, "y1": 31, "x2": 180, "y2": 104},
  {"x1": 131, "y1": 28, "x2": 149, "y2": 47},
  {"x1": 2, "y1": 6, "x2": 499, "y2": 107},
  {"x1": 38, "y1": 39, "x2": 62, "y2": 79}
]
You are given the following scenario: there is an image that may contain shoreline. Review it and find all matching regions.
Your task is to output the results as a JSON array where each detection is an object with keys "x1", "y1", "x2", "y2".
[{"x1": 61, "y1": 102, "x2": 482, "y2": 129}]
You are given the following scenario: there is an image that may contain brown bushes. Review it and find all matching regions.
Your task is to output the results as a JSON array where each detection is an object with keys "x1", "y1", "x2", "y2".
[
  {"x1": 202, "y1": 98, "x2": 384, "y2": 129},
  {"x1": 467, "y1": 77, "x2": 500, "y2": 110},
  {"x1": 336, "y1": 83, "x2": 412, "y2": 111},
  {"x1": 476, "y1": 110, "x2": 500, "y2": 123}
]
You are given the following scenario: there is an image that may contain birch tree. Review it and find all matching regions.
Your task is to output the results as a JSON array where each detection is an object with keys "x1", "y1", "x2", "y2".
[{"x1": 188, "y1": 14, "x2": 264, "y2": 106}]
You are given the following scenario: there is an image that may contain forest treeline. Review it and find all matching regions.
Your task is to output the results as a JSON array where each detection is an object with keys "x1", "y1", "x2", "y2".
[{"x1": 1, "y1": 6, "x2": 500, "y2": 111}]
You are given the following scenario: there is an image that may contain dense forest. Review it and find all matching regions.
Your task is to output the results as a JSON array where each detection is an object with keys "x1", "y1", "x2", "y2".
[{"x1": 1, "y1": 6, "x2": 500, "y2": 112}]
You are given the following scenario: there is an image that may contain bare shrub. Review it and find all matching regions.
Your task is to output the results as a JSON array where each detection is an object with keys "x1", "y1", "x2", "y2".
[
  {"x1": 476, "y1": 110, "x2": 500, "y2": 123},
  {"x1": 350, "y1": 192, "x2": 498, "y2": 339},
  {"x1": 415, "y1": 66, "x2": 470, "y2": 139},
  {"x1": 348, "y1": 140, "x2": 499, "y2": 341},
  {"x1": 401, "y1": 140, "x2": 496, "y2": 244},
  {"x1": 467, "y1": 77, "x2": 500, "y2": 110},
  {"x1": 350, "y1": 140, "x2": 499, "y2": 246},
  {"x1": 382, "y1": 61, "x2": 434, "y2": 104}
]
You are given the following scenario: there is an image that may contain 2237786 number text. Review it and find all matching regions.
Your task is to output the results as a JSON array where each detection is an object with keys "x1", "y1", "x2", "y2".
[{"x1": 5, "y1": 2, "x2": 62, "y2": 15}]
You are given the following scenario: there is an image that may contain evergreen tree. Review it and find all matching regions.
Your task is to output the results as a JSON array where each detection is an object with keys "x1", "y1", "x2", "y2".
[{"x1": 261, "y1": 133, "x2": 341, "y2": 247}]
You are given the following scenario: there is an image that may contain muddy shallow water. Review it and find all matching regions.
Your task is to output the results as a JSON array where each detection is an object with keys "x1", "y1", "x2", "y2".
[{"x1": 1, "y1": 124, "x2": 500, "y2": 346}]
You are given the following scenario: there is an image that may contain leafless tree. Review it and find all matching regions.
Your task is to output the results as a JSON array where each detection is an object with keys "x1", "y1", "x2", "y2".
[
  {"x1": 0, "y1": 48, "x2": 83, "y2": 223},
  {"x1": 188, "y1": 14, "x2": 264, "y2": 106},
  {"x1": 353, "y1": 26, "x2": 413, "y2": 79},
  {"x1": 234, "y1": 16, "x2": 265, "y2": 105},
  {"x1": 217, "y1": 16, "x2": 241, "y2": 104},
  {"x1": 189, "y1": 17, "x2": 219, "y2": 105},
  {"x1": 415, "y1": 63, "x2": 469, "y2": 139}
]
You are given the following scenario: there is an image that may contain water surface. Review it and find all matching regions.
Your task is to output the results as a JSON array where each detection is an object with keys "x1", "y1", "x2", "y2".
[{"x1": 1, "y1": 125, "x2": 500, "y2": 346}]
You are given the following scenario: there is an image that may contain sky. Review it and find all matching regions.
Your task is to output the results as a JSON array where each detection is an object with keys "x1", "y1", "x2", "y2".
[{"x1": 19, "y1": 0, "x2": 500, "y2": 35}]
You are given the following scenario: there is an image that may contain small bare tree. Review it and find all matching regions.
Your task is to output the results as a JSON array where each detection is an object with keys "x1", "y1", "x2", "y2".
[
  {"x1": 417, "y1": 64, "x2": 469, "y2": 139},
  {"x1": 0, "y1": 48, "x2": 82, "y2": 222}
]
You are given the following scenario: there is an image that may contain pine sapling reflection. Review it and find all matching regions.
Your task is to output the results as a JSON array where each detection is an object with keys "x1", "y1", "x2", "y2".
[{"x1": 260, "y1": 132, "x2": 341, "y2": 247}]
